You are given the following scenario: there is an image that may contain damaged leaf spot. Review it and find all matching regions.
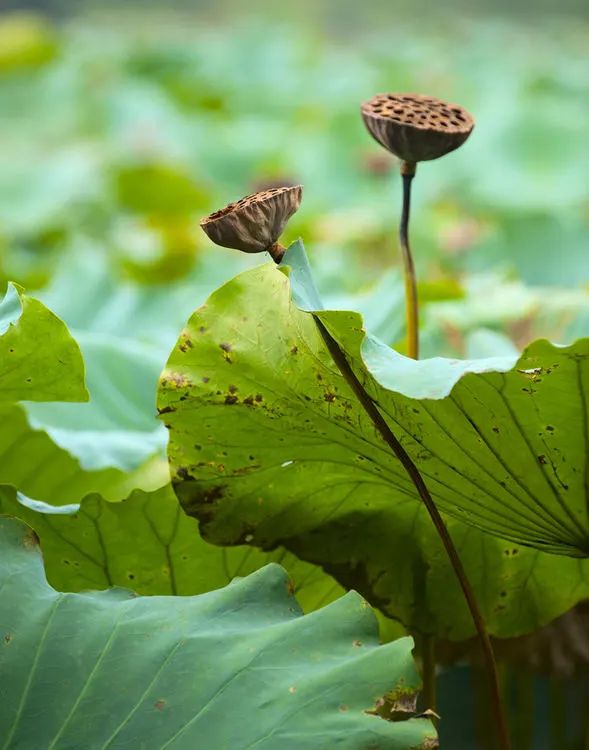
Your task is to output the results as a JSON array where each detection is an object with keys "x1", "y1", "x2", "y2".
[
  {"x1": 154, "y1": 699, "x2": 166, "y2": 711},
  {"x1": 367, "y1": 686, "x2": 419, "y2": 722},
  {"x1": 225, "y1": 395, "x2": 238, "y2": 405},
  {"x1": 219, "y1": 342, "x2": 233, "y2": 363},
  {"x1": 4, "y1": 633, "x2": 12, "y2": 644},
  {"x1": 163, "y1": 372, "x2": 191, "y2": 389},
  {"x1": 23, "y1": 529, "x2": 40, "y2": 549},
  {"x1": 157, "y1": 405, "x2": 176, "y2": 415}
]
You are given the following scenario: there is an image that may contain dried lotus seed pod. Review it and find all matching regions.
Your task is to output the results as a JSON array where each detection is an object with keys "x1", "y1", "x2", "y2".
[
  {"x1": 361, "y1": 93, "x2": 474, "y2": 165},
  {"x1": 200, "y1": 185, "x2": 302, "y2": 261}
]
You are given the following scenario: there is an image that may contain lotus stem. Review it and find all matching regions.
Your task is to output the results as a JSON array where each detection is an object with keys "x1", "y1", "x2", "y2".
[
  {"x1": 399, "y1": 160, "x2": 418, "y2": 359},
  {"x1": 418, "y1": 634, "x2": 437, "y2": 719},
  {"x1": 309, "y1": 314, "x2": 511, "y2": 750}
]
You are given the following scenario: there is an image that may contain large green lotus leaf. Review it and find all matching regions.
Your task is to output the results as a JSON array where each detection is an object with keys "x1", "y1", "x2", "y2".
[
  {"x1": 158, "y1": 243, "x2": 589, "y2": 640},
  {"x1": 0, "y1": 484, "x2": 345, "y2": 614},
  {"x1": 0, "y1": 404, "x2": 165, "y2": 504},
  {"x1": 0, "y1": 282, "x2": 87, "y2": 403},
  {"x1": 0, "y1": 517, "x2": 436, "y2": 750}
]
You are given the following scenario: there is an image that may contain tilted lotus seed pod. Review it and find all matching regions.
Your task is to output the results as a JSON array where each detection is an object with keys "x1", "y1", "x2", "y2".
[
  {"x1": 200, "y1": 185, "x2": 303, "y2": 262},
  {"x1": 361, "y1": 93, "x2": 475, "y2": 167}
]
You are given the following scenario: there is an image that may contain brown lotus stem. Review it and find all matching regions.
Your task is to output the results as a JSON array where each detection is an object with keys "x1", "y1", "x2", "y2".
[
  {"x1": 399, "y1": 161, "x2": 418, "y2": 359},
  {"x1": 310, "y1": 315, "x2": 511, "y2": 750},
  {"x1": 418, "y1": 634, "x2": 437, "y2": 720}
]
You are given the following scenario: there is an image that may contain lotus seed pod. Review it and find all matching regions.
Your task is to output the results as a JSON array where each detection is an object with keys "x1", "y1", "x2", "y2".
[
  {"x1": 361, "y1": 93, "x2": 475, "y2": 164},
  {"x1": 200, "y1": 185, "x2": 303, "y2": 256}
]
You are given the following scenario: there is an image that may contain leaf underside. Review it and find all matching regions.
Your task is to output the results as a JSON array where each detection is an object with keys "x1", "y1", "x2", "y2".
[{"x1": 158, "y1": 242, "x2": 589, "y2": 639}]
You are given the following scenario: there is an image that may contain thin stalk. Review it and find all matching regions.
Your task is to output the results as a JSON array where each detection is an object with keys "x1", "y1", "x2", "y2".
[
  {"x1": 311, "y1": 314, "x2": 511, "y2": 750},
  {"x1": 399, "y1": 161, "x2": 419, "y2": 359},
  {"x1": 402, "y1": 168, "x2": 434, "y2": 711},
  {"x1": 418, "y1": 634, "x2": 437, "y2": 718}
]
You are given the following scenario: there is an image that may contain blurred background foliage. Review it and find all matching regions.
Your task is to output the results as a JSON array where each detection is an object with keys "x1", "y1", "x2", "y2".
[{"x1": 1, "y1": 1, "x2": 588, "y2": 747}]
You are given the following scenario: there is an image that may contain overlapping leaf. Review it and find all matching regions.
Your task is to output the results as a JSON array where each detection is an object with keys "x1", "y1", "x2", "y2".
[
  {"x1": 0, "y1": 517, "x2": 436, "y2": 749},
  {"x1": 0, "y1": 484, "x2": 345, "y2": 614},
  {"x1": 0, "y1": 282, "x2": 165, "y2": 502},
  {"x1": 159, "y1": 243, "x2": 589, "y2": 640}
]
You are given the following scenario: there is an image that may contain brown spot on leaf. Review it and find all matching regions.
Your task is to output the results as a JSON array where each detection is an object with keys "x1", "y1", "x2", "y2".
[
  {"x1": 165, "y1": 372, "x2": 191, "y2": 389},
  {"x1": 367, "y1": 687, "x2": 419, "y2": 722},
  {"x1": 154, "y1": 699, "x2": 166, "y2": 711},
  {"x1": 255, "y1": 394, "x2": 263, "y2": 402},
  {"x1": 179, "y1": 483, "x2": 227, "y2": 521},
  {"x1": 538, "y1": 455, "x2": 548, "y2": 465},
  {"x1": 224, "y1": 395, "x2": 238, "y2": 405},
  {"x1": 23, "y1": 530, "x2": 40, "y2": 549},
  {"x1": 290, "y1": 346, "x2": 298, "y2": 355},
  {"x1": 228, "y1": 384, "x2": 238, "y2": 394},
  {"x1": 202, "y1": 376, "x2": 210, "y2": 383},
  {"x1": 324, "y1": 392, "x2": 336, "y2": 403},
  {"x1": 4, "y1": 633, "x2": 12, "y2": 644},
  {"x1": 219, "y1": 342, "x2": 232, "y2": 352},
  {"x1": 243, "y1": 395, "x2": 254, "y2": 405},
  {"x1": 157, "y1": 405, "x2": 176, "y2": 415}
]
